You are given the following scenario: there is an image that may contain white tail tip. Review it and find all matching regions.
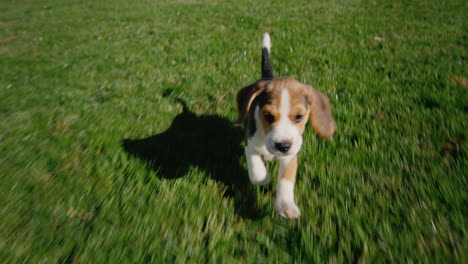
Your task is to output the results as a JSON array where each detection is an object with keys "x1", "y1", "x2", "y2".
[{"x1": 262, "y1": 32, "x2": 271, "y2": 52}]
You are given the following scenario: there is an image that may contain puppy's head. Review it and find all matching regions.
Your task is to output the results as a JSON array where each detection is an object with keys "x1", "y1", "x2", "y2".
[{"x1": 236, "y1": 77, "x2": 335, "y2": 156}]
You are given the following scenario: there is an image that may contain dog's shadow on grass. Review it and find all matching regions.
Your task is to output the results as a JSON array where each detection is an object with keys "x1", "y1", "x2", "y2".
[{"x1": 122, "y1": 99, "x2": 265, "y2": 219}]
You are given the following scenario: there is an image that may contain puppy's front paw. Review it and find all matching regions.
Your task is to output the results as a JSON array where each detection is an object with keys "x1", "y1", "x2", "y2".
[
  {"x1": 275, "y1": 199, "x2": 301, "y2": 219},
  {"x1": 247, "y1": 154, "x2": 270, "y2": 185},
  {"x1": 250, "y1": 171, "x2": 270, "y2": 185}
]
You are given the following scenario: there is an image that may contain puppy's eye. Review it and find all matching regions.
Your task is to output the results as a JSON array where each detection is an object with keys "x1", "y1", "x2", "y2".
[
  {"x1": 264, "y1": 112, "x2": 275, "y2": 123},
  {"x1": 294, "y1": 114, "x2": 303, "y2": 123}
]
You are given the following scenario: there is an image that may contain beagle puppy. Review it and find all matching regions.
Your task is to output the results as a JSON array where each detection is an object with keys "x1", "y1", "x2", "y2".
[{"x1": 235, "y1": 33, "x2": 336, "y2": 219}]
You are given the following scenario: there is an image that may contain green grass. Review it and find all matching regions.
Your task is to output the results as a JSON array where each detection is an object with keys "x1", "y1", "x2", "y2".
[{"x1": 1, "y1": 0, "x2": 466, "y2": 262}]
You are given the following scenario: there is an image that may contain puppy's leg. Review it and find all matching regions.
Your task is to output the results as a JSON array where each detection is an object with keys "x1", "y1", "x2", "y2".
[
  {"x1": 245, "y1": 145, "x2": 270, "y2": 185},
  {"x1": 275, "y1": 156, "x2": 301, "y2": 219}
]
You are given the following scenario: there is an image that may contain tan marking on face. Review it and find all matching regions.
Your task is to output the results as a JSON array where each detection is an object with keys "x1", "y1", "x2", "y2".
[
  {"x1": 281, "y1": 156, "x2": 298, "y2": 183},
  {"x1": 287, "y1": 85, "x2": 310, "y2": 134},
  {"x1": 258, "y1": 86, "x2": 280, "y2": 134},
  {"x1": 258, "y1": 78, "x2": 310, "y2": 135}
]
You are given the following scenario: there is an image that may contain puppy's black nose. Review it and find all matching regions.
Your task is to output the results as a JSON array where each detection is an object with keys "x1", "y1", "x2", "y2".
[{"x1": 275, "y1": 142, "x2": 291, "y2": 153}]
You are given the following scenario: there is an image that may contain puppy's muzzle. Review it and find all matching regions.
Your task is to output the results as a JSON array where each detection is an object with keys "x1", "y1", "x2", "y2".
[{"x1": 275, "y1": 141, "x2": 291, "y2": 153}]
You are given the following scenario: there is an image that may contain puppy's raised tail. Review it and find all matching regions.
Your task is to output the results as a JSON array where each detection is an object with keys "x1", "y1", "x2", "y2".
[{"x1": 261, "y1": 33, "x2": 273, "y2": 80}]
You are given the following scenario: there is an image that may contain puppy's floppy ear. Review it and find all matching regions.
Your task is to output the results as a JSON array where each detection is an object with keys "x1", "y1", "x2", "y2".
[
  {"x1": 304, "y1": 85, "x2": 336, "y2": 138},
  {"x1": 234, "y1": 80, "x2": 268, "y2": 125}
]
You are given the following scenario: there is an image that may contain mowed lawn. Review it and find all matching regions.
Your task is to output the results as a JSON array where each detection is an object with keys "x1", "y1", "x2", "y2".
[{"x1": 1, "y1": 0, "x2": 466, "y2": 262}]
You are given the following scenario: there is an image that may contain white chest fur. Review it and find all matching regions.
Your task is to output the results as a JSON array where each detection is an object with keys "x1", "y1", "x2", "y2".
[{"x1": 246, "y1": 138, "x2": 275, "y2": 162}]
